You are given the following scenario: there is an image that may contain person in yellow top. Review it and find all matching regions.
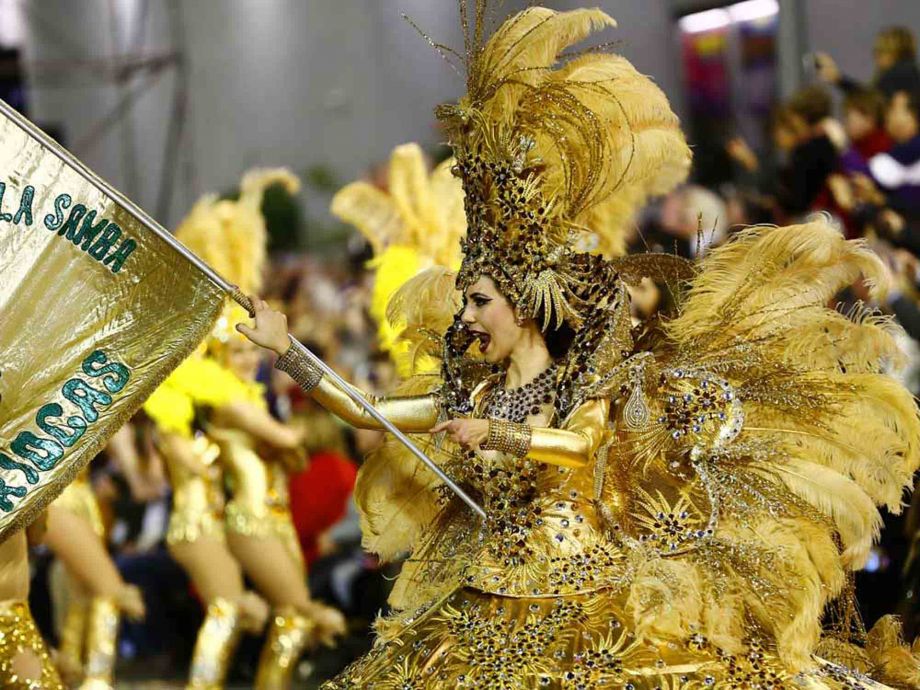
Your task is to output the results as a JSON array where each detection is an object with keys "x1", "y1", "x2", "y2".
[
  {"x1": 172, "y1": 169, "x2": 345, "y2": 690},
  {"x1": 207, "y1": 309, "x2": 344, "y2": 689},
  {"x1": 144, "y1": 352, "x2": 269, "y2": 690},
  {"x1": 237, "y1": 6, "x2": 920, "y2": 689}
]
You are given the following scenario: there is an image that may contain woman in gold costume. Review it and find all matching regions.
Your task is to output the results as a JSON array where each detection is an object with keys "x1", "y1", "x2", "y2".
[
  {"x1": 237, "y1": 6, "x2": 920, "y2": 689},
  {"x1": 144, "y1": 353, "x2": 270, "y2": 690},
  {"x1": 0, "y1": 518, "x2": 64, "y2": 689},
  {"x1": 45, "y1": 433, "x2": 146, "y2": 690},
  {"x1": 212, "y1": 314, "x2": 346, "y2": 688},
  {"x1": 142, "y1": 172, "x2": 285, "y2": 690},
  {"x1": 173, "y1": 169, "x2": 345, "y2": 690}
]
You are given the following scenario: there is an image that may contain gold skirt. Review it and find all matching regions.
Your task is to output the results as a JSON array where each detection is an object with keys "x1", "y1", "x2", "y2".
[
  {"x1": 166, "y1": 473, "x2": 226, "y2": 547},
  {"x1": 322, "y1": 587, "x2": 887, "y2": 689},
  {"x1": 224, "y1": 500, "x2": 304, "y2": 569}
]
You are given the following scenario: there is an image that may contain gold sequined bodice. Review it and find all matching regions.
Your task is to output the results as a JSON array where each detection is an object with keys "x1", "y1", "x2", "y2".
[
  {"x1": 210, "y1": 427, "x2": 290, "y2": 515},
  {"x1": 457, "y1": 384, "x2": 617, "y2": 597},
  {"x1": 160, "y1": 434, "x2": 225, "y2": 545}
]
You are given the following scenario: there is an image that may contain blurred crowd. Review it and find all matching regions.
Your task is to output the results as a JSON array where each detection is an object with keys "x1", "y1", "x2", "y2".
[{"x1": 25, "y1": 24, "x2": 920, "y2": 688}]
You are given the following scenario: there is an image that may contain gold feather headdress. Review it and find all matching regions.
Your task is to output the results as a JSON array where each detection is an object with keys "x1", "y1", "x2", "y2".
[
  {"x1": 331, "y1": 144, "x2": 465, "y2": 370},
  {"x1": 175, "y1": 167, "x2": 301, "y2": 346},
  {"x1": 436, "y1": 5, "x2": 691, "y2": 329}
]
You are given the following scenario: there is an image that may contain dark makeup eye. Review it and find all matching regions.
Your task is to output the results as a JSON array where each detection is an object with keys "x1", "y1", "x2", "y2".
[{"x1": 465, "y1": 291, "x2": 491, "y2": 307}]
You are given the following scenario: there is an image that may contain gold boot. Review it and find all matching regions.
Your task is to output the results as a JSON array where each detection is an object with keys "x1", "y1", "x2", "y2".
[
  {"x1": 254, "y1": 607, "x2": 316, "y2": 690},
  {"x1": 78, "y1": 596, "x2": 119, "y2": 690},
  {"x1": 187, "y1": 597, "x2": 243, "y2": 690},
  {"x1": 0, "y1": 599, "x2": 64, "y2": 690},
  {"x1": 57, "y1": 594, "x2": 89, "y2": 682}
]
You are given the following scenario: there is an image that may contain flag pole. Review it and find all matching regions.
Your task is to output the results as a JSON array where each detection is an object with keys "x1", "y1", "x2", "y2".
[{"x1": 0, "y1": 99, "x2": 487, "y2": 521}]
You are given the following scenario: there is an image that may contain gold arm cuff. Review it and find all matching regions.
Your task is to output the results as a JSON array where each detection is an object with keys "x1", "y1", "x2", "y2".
[
  {"x1": 275, "y1": 344, "x2": 323, "y2": 392},
  {"x1": 482, "y1": 419, "x2": 532, "y2": 457}
]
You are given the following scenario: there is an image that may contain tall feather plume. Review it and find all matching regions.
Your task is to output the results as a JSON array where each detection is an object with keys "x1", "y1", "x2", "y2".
[
  {"x1": 439, "y1": 5, "x2": 690, "y2": 327},
  {"x1": 175, "y1": 166, "x2": 299, "y2": 294}
]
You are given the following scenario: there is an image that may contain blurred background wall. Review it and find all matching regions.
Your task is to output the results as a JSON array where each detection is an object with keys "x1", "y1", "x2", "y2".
[{"x1": 4, "y1": 0, "x2": 919, "y2": 243}]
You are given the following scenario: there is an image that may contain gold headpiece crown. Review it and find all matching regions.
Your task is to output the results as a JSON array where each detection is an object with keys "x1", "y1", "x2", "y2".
[{"x1": 437, "y1": 6, "x2": 691, "y2": 329}]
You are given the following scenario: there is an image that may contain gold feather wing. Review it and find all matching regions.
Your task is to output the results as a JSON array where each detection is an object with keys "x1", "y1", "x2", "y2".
[{"x1": 603, "y1": 220, "x2": 920, "y2": 666}]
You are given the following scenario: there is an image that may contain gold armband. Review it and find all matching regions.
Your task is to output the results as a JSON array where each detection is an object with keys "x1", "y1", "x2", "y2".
[
  {"x1": 482, "y1": 419, "x2": 532, "y2": 457},
  {"x1": 274, "y1": 345, "x2": 323, "y2": 392}
]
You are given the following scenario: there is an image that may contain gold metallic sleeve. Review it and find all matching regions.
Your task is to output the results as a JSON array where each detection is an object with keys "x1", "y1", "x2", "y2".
[
  {"x1": 525, "y1": 399, "x2": 610, "y2": 469},
  {"x1": 312, "y1": 378, "x2": 441, "y2": 432},
  {"x1": 276, "y1": 346, "x2": 441, "y2": 431}
]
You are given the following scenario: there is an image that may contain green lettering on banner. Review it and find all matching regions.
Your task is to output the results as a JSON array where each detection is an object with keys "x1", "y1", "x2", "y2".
[
  {"x1": 72, "y1": 210, "x2": 108, "y2": 248},
  {"x1": 59, "y1": 204, "x2": 87, "y2": 240},
  {"x1": 13, "y1": 185, "x2": 34, "y2": 226},
  {"x1": 0, "y1": 479, "x2": 27, "y2": 512},
  {"x1": 0, "y1": 350, "x2": 133, "y2": 514},
  {"x1": 87, "y1": 224, "x2": 121, "y2": 260},
  {"x1": 24, "y1": 186, "x2": 139, "y2": 274},
  {"x1": 43, "y1": 193, "x2": 71, "y2": 231},
  {"x1": 62, "y1": 379, "x2": 112, "y2": 423},
  {"x1": 0, "y1": 454, "x2": 39, "y2": 485},
  {"x1": 11, "y1": 432, "x2": 63, "y2": 472},
  {"x1": 81, "y1": 350, "x2": 130, "y2": 393},
  {"x1": 103, "y1": 237, "x2": 135, "y2": 274},
  {"x1": 36, "y1": 403, "x2": 86, "y2": 447}
]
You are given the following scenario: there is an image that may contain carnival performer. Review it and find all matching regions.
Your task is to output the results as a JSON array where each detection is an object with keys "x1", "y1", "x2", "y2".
[
  {"x1": 144, "y1": 353, "x2": 270, "y2": 690},
  {"x1": 0, "y1": 518, "x2": 64, "y2": 689},
  {"x1": 237, "y1": 6, "x2": 920, "y2": 689},
  {"x1": 173, "y1": 169, "x2": 345, "y2": 690},
  {"x1": 331, "y1": 142, "x2": 465, "y2": 375},
  {"x1": 141, "y1": 174, "x2": 287, "y2": 690},
  {"x1": 45, "y1": 452, "x2": 145, "y2": 690}
]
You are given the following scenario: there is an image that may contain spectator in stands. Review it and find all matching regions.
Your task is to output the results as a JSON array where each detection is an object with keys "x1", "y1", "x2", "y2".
[
  {"x1": 843, "y1": 88, "x2": 893, "y2": 163},
  {"x1": 816, "y1": 26, "x2": 920, "y2": 99},
  {"x1": 771, "y1": 99, "x2": 839, "y2": 218}
]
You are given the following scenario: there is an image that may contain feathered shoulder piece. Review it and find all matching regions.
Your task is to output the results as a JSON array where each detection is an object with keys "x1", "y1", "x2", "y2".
[{"x1": 600, "y1": 220, "x2": 920, "y2": 667}]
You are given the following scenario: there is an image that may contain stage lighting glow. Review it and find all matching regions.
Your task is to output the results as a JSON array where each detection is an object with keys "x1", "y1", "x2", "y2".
[
  {"x1": 678, "y1": 8, "x2": 731, "y2": 34},
  {"x1": 680, "y1": 0, "x2": 778, "y2": 34},
  {"x1": 728, "y1": 0, "x2": 779, "y2": 23}
]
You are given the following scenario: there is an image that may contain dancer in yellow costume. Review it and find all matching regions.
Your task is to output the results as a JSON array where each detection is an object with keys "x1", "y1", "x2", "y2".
[
  {"x1": 174, "y1": 169, "x2": 345, "y2": 690},
  {"x1": 331, "y1": 142, "x2": 465, "y2": 372},
  {"x1": 45, "y1": 435, "x2": 146, "y2": 690},
  {"x1": 143, "y1": 171, "x2": 282, "y2": 690},
  {"x1": 0, "y1": 517, "x2": 64, "y2": 690},
  {"x1": 144, "y1": 353, "x2": 270, "y2": 690},
  {"x1": 237, "y1": 6, "x2": 920, "y2": 689}
]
